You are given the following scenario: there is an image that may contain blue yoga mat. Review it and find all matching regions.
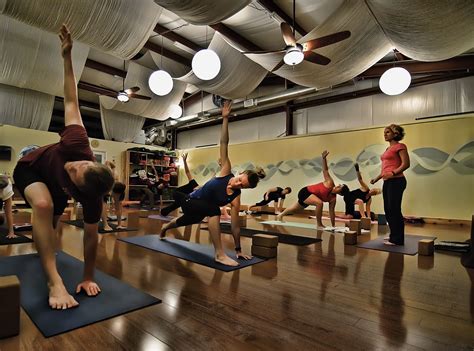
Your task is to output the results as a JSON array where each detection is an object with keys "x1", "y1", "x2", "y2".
[
  {"x1": 0, "y1": 251, "x2": 160, "y2": 337},
  {"x1": 119, "y1": 235, "x2": 266, "y2": 272},
  {"x1": 357, "y1": 234, "x2": 437, "y2": 255},
  {"x1": 148, "y1": 214, "x2": 175, "y2": 222}
]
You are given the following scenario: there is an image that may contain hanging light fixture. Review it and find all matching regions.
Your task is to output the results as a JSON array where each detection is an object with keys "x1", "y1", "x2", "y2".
[
  {"x1": 283, "y1": 44, "x2": 304, "y2": 66},
  {"x1": 117, "y1": 91, "x2": 129, "y2": 102},
  {"x1": 148, "y1": 70, "x2": 173, "y2": 96},
  {"x1": 379, "y1": 67, "x2": 411, "y2": 95},
  {"x1": 192, "y1": 26, "x2": 220, "y2": 80},
  {"x1": 169, "y1": 104, "x2": 183, "y2": 119},
  {"x1": 148, "y1": 35, "x2": 174, "y2": 96}
]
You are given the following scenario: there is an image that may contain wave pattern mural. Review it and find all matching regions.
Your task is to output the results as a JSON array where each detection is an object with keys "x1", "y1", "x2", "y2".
[{"x1": 192, "y1": 141, "x2": 474, "y2": 181}]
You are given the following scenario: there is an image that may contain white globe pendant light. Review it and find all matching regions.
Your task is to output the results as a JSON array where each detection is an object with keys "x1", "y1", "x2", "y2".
[
  {"x1": 379, "y1": 67, "x2": 411, "y2": 96},
  {"x1": 169, "y1": 104, "x2": 183, "y2": 119},
  {"x1": 192, "y1": 49, "x2": 221, "y2": 80},
  {"x1": 148, "y1": 70, "x2": 173, "y2": 96}
]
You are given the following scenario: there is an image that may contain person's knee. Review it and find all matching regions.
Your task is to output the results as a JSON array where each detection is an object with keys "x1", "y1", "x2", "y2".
[{"x1": 32, "y1": 198, "x2": 53, "y2": 213}]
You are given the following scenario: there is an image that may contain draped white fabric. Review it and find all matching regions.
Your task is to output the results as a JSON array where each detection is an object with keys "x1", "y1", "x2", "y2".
[
  {"x1": 366, "y1": 0, "x2": 474, "y2": 61},
  {"x1": 177, "y1": 33, "x2": 268, "y2": 99},
  {"x1": 100, "y1": 100, "x2": 145, "y2": 142},
  {"x1": 154, "y1": 0, "x2": 250, "y2": 25},
  {"x1": 100, "y1": 62, "x2": 187, "y2": 121},
  {"x1": 238, "y1": 0, "x2": 473, "y2": 89},
  {"x1": 0, "y1": 0, "x2": 162, "y2": 59},
  {"x1": 0, "y1": 83, "x2": 54, "y2": 130},
  {"x1": 0, "y1": 16, "x2": 89, "y2": 97}
]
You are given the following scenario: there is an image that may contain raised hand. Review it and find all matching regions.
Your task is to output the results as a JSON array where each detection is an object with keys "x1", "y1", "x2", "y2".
[
  {"x1": 182, "y1": 152, "x2": 188, "y2": 161},
  {"x1": 354, "y1": 163, "x2": 360, "y2": 172},
  {"x1": 222, "y1": 100, "x2": 232, "y2": 118},
  {"x1": 321, "y1": 150, "x2": 329, "y2": 159},
  {"x1": 59, "y1": 24, "x2": 72, "y2": 57}
]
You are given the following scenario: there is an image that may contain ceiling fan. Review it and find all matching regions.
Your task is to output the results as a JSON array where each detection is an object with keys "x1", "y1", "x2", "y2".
[
  {"x1": 244, "y1": 0, "x2": 351, "y2": 70},
  {"x1": 104, "y1": 61, "x2": 152, "y2": 103}
]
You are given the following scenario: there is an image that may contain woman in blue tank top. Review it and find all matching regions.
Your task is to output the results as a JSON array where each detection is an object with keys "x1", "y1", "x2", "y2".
[{"x1": 159, "y1": 101, "x2": 265, "y2": 267}]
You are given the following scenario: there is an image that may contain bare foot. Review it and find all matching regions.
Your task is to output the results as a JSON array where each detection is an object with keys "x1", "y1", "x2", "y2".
[
  {"x1": 48, "y1": 283, "x2": 79, "y2": 309},
  {"x1": 317, "y1": 223, "x2": 325, "y2": 228},
  {"x1": 6, "y1": 232, "x2": 19, "y2": 239},
  {"x1": 103, "y1": 225, "x2": 113, "y2": 231},
  {"x1": 276, "y1": 214, "x2": 284, "y2": 222},
  {"x1": 159, "y1": 228, "x2": 167, "y2": 239},
  {"x1": 383, "y1": 241, "x2": 397, "y2": 246},
  {"x1": 215, "y1": 254, "x2": 239, "y2": 266}
]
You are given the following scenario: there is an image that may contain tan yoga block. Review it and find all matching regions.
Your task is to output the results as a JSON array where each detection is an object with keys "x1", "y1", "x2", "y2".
[
  {"x1": 360, "y1": 217, "x2": 371, "y2": 231},
  {"x1": 240, "y1": 204, "x2": 249, "y2": 211},
  {"x1": 0, "y1": 275, "x2": 20, "y2": 338},
  {"x1": 127, "y1": 211, "x2": 140, "y2": 229},
  {"x1": 238, "y1": 214, "x2": 247, "y2": 227},
  {"x1": 252, "y1": 234, "x2": 279, "y2": 248},
  {"x1": 15, "y1": 211, "x2": 31, "y2": 223},
  {"x1": 349, "y1": 219, "x2": 361, "y2": 235},
  {"x1": 59, "y1": 211, "x2": 71, "y2": 221},
  {"x1": 252, "y1": 245, "x2": 277, "y2": 258},
  {"x1": 344, "y1": 231, "x2": 358, "y2": 245},
  {"x1": 418, "y1": 239, "x2": 434, "y2": 256},
  {"x1": 75, "y1": 207, "x2": 83, "y2": 220}
]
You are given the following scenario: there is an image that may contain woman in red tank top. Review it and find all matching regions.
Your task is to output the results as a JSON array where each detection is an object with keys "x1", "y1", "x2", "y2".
[
  {"x1": 276, "y1": 150, "x2": 346, "y2": 229},
  {"x1": 370, "y1": 124, "x2": 410, "y2": 245}
]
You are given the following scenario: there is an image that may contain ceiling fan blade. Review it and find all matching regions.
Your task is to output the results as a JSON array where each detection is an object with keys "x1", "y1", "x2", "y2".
[
  {"x1": 280, "y1": 22, "x2": 296, "y2": 46},
  {"x1": 241, "y1": 49, "x2": 286, "y2": 55},
  {"x1": 271, "y1": 59, "x2": 285, "y2": 72},
  {"x1": 102, "y1": 91, "x2": 119, "y2": 98},
  {"x1": 125, "y1": 86, "x2": 140, "y2": 95},
  {"x1": 129, "y1": 93, "x2": 151, "y2": 100},
  {"x1": 302, "y1": 31, "x2": 351, "y2": 52},
  {"x1": 304, "y1": 51, "x2": 331, "y2": 65}
]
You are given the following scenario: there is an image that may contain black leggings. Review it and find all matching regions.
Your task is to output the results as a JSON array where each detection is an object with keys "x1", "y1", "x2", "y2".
[
  {"x1": 161, "y1": 179, "x2": 198, "y2": 216},
  {"x1": 173, "y1": 191, "x2": 221, "y2": 227},
  {"x1": 383, "y1": 177, "x2": 407, "y2": 245}
]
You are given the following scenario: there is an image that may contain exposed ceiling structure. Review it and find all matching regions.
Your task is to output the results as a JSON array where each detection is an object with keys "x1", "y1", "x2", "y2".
[{"x1": 0, "y1": 0, "x2": 473, "y2": 143}]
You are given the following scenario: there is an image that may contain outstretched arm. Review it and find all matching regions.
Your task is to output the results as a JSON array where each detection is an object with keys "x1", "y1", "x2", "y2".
[
  {"x1": 321, "y1": 150, "x2": 335, "y2": 187},
  {"x1": 182, "y1": 153, "x2": 193, "y2": 181},
  {"x1": 219, "y1": 101, "x2": 232, "y2": 177},
  {"x1": 60, "y1": 24, "x2": 83, "y2": 127},
  {"x1": 354, "y1": 163, "x2": 369, "y2": 191}
]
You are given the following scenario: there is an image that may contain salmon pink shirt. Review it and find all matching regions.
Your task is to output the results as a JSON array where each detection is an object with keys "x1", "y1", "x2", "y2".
[{"x1": 381, "y1": 143, "x2": 407, "y2": 178}]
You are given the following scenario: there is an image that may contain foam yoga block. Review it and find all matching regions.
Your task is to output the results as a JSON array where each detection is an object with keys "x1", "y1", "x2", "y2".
[
  {"x1": 252, "y1": 245, "x2": 277, "y2": 258},
  {"x1": 252, "y1": 234, "x2": 278, "y2": 248},
  {"x1": 0, "y1": 275, "x2": 20, "y2": 338},
  {"x1": 344, "y1": 231, "x2": 358, "y2": 245},
  {"x1": 418, "y1": 239, "x2": 435, "y2": 256},
  {"x1": 349, "y1": 219, "x2": 361, "y2": 235},
  {"x1": 238, "y1": 214, "x2": 247, "y2": 227},
  {"x1": 127, "y1": 211, "x2": 140, "y2": 229},
  {"x1": 15, "y1": 211, "x2": 31, "y2": 223},
  {"x1": 360, "y1": 217, "x2": 371, "y2": 230}
]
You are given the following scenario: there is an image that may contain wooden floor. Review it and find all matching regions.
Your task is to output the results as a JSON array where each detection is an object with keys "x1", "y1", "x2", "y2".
[{"x1": 1, "y1": 210, "x2": 473, "y2": 350}]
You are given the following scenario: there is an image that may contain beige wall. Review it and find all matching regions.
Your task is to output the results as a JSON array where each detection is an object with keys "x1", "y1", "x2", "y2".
[
  {"x1": 182, "y1": 115, "x2": 474, "y2": 220},
  {"x1": 0, "y1": 124, "x2": 165, "y2": 182}
]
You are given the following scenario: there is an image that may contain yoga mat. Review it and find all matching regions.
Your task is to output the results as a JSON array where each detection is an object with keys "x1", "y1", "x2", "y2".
[
  {"x1": 261, "y1": 220, "x2": 318, "y2": 230},
  {"x1": 0, "y1": 226, "x2": 33, "y2": 245},
  {"x1": 308, "y1": 215, "x2": 377, "y2": 224},
  {"x1": 357, "y1": 234, "x2": 437, "y2": 255},
  {"x1": 148, "y1": 214, "x2": 175, "y2": 222},
  {"x1": 62, "y1": 220, "x2": 136, "y2": 233},
  {"x1": 119, "y1": 235, "x2": 265, "y2": 272},
  {"x1": 207, "y1": 223, "x2": 321, "y2": 246},
  {"x1": 107, "y1": 215, "x2": 127, "y2": 221},
  {"x1": 0, "y1": 251, "x2": 160, "y2": 337},
  {"x1": 13, "y1": 223, "x2": 33, "y2": 231}
]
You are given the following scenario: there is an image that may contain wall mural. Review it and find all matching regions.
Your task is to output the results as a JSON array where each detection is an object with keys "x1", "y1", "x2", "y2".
[{"x1": 192, "y1": 141, "x2": 474, "y2": 181}]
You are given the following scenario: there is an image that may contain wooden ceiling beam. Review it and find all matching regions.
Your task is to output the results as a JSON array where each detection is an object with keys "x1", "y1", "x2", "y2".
[
  {"x1": 85, "y1": 59, "x2": 126, "y2": 78},
  {"x1": 257, "y1": 0, "x2": 307, "y2": 36},
  {"x1": 210, "y1": 23, "x2": 262, "y2": 52},
  {"x1": 144, "y1": 41, "x2": 191, "y2": 66},
  {"x1": 153, "y1": 23, "x2": 203, "y2": 52}
]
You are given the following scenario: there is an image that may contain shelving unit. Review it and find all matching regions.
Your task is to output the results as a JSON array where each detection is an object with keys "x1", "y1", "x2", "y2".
[{"x1": 123, "y1": 149, "x2": 179, "y2": 202}]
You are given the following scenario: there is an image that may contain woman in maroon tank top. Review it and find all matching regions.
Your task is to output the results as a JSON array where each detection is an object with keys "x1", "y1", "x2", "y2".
[{"x1": 276, "y1": 150, "x2": 346, "y2": 229}]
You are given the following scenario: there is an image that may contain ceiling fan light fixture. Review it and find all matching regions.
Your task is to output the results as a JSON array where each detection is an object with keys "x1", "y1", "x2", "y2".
[
  {"x1": 379, "y1": 67, "x2": 411, "y2": 95},
  {"x1": 149, "y1": 70, "x2": 173, "y2": 96},
  {"x1": 117, "y1": 91, "x2": 129, "y2": 102},
  {"x1": 283, "y1": 44, "x2": 304, "y2": 66},
  {"x1": 169, "y1": 104, "x2": 183, "y2": 119},
  {"x1": 192, "y1": 49, "x2": 221, "y2": 80}
]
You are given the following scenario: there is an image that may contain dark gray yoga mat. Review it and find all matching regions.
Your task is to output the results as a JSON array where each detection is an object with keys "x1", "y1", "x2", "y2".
[
  {"x1": 357, "y1": 234, "x2": 437, "y2": 255},
  {"x1": 0, "y1": 226, "x2": 33, "y2": 245},
  {"x1": 119, "y1": 235, "x2": 266, "y2": 272},
  {"x1": 148, "y1": 214, "x2": 175, "y2": 222},
  {"x1": 0, "y1": 251, "x2": 160, "y2": 337},
  {"x1": 62, "y1": 220, "x2": 136, "y2": 233},
  {"x1": 205, "y1": 223, "x2": 321, "y2": 246}
]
